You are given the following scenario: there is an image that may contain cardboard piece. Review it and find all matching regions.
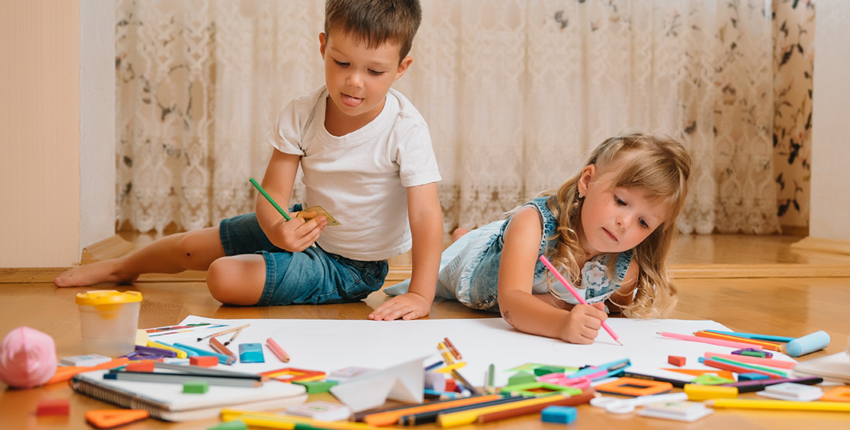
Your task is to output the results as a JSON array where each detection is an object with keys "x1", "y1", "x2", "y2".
[{"x1": 329, "y1": 356, "x2": 426, "y2": 412}]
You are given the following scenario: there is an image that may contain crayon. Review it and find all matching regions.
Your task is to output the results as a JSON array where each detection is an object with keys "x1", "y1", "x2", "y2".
[
  {"x1": 266, "y1": 337, "x2": 291, "y2": 363},
  {"x1": 706, "y1": 398, "x2": 850, "y2": 412},
  {"x1": 443, "y1": 337, "x2": 462, "y2": 360}
]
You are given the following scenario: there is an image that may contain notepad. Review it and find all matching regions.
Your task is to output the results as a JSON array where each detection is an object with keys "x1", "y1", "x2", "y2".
[
  {"x1": 71, "y1": 369, "x2": 307, "y2": 422},
  {"x1": 793, "y1": 352, "x2": 850, "y2": 383}
]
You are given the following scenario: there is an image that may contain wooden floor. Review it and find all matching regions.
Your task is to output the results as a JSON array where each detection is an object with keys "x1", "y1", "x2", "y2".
[{"x1": 1, "y1": 233, "x2": 849, "y2": 429}]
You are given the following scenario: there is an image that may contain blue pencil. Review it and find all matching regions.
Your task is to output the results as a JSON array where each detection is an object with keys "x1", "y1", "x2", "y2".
[
  {"x1": 705, "y1": 330, "x2": 796, "y2": 343},
  {"x1": 173, "y1": 342, "x2": 235, "y2": 365}
]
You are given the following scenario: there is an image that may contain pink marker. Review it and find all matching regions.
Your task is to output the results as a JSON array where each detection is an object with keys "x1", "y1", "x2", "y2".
[{"x1": 539, "y1": 255, "x2": 624, "y2": 346}]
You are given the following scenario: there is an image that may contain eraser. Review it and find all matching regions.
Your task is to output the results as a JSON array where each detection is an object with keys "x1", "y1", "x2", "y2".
[
  {"x1": 786, "y1": 331, "x2": 830, "y2": 357},
  {"x1": 638, "y1": 401, "x2": 713, "y2": 422},
  {"x1": 60, "y1": 354, "x2": 112, "y2": 367},
  {"x1": 206, "y1": 421, "x2": 247, "y2": 430},
  {"x1": 668, "y1": 356, "x2": 686, "y2": 367},
  {"x1": 125, "y1": 360, "x2": 155, "y2": 372},
  {"x1": 757, "y1": 382, "x2": 823, "y2": 401},
  {"x1": 36, "y1": 399, "x2": 70, "y2": 416},
  {"x1": 541, "y1": 405, "x2": 577, "y2": 424},
  {"x1": 237, "y1": 343, "x2": 265, "y2": 363},
  {"x1": 293, "y1": 380, "x2": 338, "y2": 394},
  {"x1": 737, "y1": 372, "x2": 769, "y2": 381},
  {"x1": 183, "y1": 381, "x2": 209, "y2": 394},
  {"x1": 190, "y1": 355, "x2": 218, "y2": 367}
]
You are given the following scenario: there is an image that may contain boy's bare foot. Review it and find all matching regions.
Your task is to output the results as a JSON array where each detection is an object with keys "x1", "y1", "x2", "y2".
[
  {"x1": 54, "y1": 260, "x2": 138, "y2": 287},
  {"x1": 451, "y1": 228, "x2": 470, "y2": 243}
]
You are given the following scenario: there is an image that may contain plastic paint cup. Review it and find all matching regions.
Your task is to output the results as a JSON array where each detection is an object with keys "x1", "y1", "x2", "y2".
[{"x1": 75, "y1": 290, "x2": 143, "y2": 356}]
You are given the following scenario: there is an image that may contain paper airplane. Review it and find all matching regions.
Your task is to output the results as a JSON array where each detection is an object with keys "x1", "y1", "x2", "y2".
[{"x1": 329, "y1": 356, "x2": 426, "y2": 412}]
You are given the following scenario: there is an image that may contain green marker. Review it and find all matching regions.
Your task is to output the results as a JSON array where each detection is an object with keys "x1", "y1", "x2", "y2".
[{"x1": 249, "y1": 177, "x2": 291, "y2": 221}]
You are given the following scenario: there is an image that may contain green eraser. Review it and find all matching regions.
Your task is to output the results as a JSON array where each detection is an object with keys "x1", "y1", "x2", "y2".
[
  {"x1": 293, "y1": 380, "x2": 338, "y2": 394},
  {"x1": 183, "y1": 381, "x2": 210, "y2": 394}
]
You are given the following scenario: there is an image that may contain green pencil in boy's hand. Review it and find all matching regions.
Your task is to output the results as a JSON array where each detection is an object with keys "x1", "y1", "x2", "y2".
[{"x1": 249, "y1": 177, "x2": 291, "y2": 221}]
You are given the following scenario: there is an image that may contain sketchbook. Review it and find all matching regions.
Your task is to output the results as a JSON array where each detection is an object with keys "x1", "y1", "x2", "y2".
[
  {"x1": 71, "y1": 369, "x2": 307, "y2": 422},
  {"x1": 156, "y1": 316, "x2": 798, "y2": 388},
  {"x1": 793, "y1": 352, "x2": 850, "y2": 383}
]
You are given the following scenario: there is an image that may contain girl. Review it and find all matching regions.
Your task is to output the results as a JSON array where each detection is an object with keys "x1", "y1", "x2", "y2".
[{"x1": 376, "y1": 133, "x2": 691, "y2": 344}]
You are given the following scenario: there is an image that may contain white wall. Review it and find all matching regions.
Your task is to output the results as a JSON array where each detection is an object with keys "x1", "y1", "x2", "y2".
[
  {"x1": 810, "y1": 2, "x2": 850, "y2": 242},
  {"x1": 0, "y1": 0, "x2": 114, "y2": 268}
]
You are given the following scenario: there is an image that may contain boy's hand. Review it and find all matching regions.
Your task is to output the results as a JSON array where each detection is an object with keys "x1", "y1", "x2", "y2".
[
  {"x1": 272, "y1": 213, "x2": 327, "y2": 252},
  {"x1": 369, "y1": 292, "x2": 431, "y2": 321},
  {"x1": 558, "y1": 303, "x2": 607, "y2": 344}
]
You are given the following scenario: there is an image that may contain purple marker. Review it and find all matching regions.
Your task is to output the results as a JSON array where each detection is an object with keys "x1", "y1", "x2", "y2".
[{"x1": 722, "y1": 376, "x2": 823, "y2": 393}]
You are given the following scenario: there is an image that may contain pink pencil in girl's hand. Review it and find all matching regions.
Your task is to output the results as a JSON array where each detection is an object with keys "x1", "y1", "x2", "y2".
[{"x1": 538, "y1": 255, "x2": 624, "y2": 346}]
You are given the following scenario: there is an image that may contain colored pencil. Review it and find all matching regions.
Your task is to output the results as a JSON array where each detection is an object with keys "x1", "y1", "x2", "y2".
[
  {"x1": 703, "y1": 356, "x2": 787, "y2": 377},
  {"x1": 721, "y1": 376, "x2": 822, "y2": 393},
  {"x1": 154, "y1": 362, "x2": 266, "y2": 381},
  {"x1": 451, "y1": 368, "x2": 482, "y2": 395},
  {"x1": 437, "y1": 393, "x2": 578, "y2": 427},
  {"x1": 222, "y1": 409, "x2": 375, "y2": 430},
  {"x1": 173, "y1": 342, "x2": 235, "y2": 365},
  {"x1": 104, "y1": 370, "x2": 261, "y2": 387},
  {"x1": 46, "y1": 358, "x2": 129, "y2": 386},
  {"x1": 197, "y1": 323, "x2": 251, "y2": 342},
  {"x1": 694, "y1": 331, "x2": 783, "y2": 351},
  {"x1": 443, "y1": 337, "x2": 462, "y2": 360},
  {"x1": 437, "y1": 342, "x2": 455, "y2": 364},
  {"x1": 424, "y1": 360, "x2": 444, "y2": 371},
  {"x1": 210, "y1": 337, "x2": 237, "y2": 359},
  {"x1": 249, "y1": 177, "x2": 291, "y2": 221},
  {"x1": 539, "y1": 255, "x2": 623, "y2": 346},
  {"x1": 702, "y1": 358, "x2": 783, "y2": 379},
  {"x1": 363, "y1": 394, "x2": 503, "y2": 426},
  {"x1": 398, "y1": 396, "x2": 525, "y2": 425},
  {"x1": 657, "y1": 332, "x2": 763, "y2": 350},
  {"x1": 620, "y1": 371, "x2": 688, "y2": 388},
  {"x1": 704, "y1": 352, "x2": 795, "y2": 369},
  {"x1": 706, "y1": 398, "x2": 850, "y2": 412},
  {"x1": 266, "y1": 337, "x2": 290, "y2": 363},
  {"x1": 705, "y1": 330, "x2": 796, "y2": 343},
  {"x1": 477, "y1": 391, "x2": 595, "y2": 423}
]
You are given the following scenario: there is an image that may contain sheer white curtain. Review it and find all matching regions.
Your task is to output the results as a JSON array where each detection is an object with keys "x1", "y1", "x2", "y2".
[{"x1": 115, "y1": 0, "x2": 780, "y2": 237}]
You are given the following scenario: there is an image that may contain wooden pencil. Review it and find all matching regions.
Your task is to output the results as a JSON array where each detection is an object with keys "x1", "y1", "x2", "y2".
[{"x1": 477, "y1": 391, "x2": 594, "y2": 423}]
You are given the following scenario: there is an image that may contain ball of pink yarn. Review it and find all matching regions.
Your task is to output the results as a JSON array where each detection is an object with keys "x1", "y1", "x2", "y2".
[{"x1": 0, "y1": 326, "x2": 57, "y2": 388}]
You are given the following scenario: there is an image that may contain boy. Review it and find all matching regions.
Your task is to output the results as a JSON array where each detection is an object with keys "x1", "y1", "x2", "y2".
[{"x1": 55, "y1": 0, "x2": 443, "y2": 322}]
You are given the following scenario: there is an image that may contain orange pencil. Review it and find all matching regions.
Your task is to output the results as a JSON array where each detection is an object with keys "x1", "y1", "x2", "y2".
[
  {"x1": 266, "y1": 337, "x2": 290, "y2": 363},
  {"x1": 43, "y1": 358, "x2": 129, "y2": 386},
  {"x1": 694, "y1": 331, "x2": 782, "y2": 351},
  {"x1": 443, "y1": 337, "x2": 462, "y2": 360},
  {"x1": 210, "y1": 337, "x2": 236, "y2": 358}
]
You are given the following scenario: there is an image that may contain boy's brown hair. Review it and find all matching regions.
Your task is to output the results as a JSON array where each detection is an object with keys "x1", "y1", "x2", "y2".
[{"x1": 324, "y1": 0, "x2": 422, "y2": 62}]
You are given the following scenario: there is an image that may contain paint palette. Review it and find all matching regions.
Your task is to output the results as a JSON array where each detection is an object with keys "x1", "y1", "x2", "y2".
[
  {"x1": 757, "y1": 382, "x2": 823, "y2": 401},
  {"x1": 637, "y1": 401, "x2": 713, "y2": 422}
]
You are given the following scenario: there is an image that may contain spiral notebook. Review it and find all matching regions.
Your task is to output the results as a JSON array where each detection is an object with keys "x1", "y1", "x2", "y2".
[{"x1": 71, "y1": 369, "x2": 308, "y2": 422}]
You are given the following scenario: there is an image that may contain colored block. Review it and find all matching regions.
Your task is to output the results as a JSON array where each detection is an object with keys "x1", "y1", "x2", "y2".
[
  {"x1": 293, "y1": 380, "x2": 338, "y2": 394},
  {"x1": 183, "y1": 381, "x2": 209, "y2": 394},
  {"x1": 36, "y1": 399, "x2": 70, "y2": 416},
  {"x1": 737, "y1": 372, "x2": 770, "y2": 381},
  {"x1": 668, "y1": 356, "x2": 686, "y2": 367},
  {"x1": 541, "y1": 405, "x2": 577, "y2": 424},
  {"x1": 190, "y1": 355, "x2": 219, "y2": 367},
  {"x1": 507, "y1": 371, "x2": 536, "y2": 386},
  {"x1": 126, "y1": 360, "x2": 155, "y2": 372}
]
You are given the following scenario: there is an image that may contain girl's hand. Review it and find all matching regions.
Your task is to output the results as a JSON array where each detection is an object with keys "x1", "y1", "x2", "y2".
[
  {"x1": 559, "y1": 303, "x2": 608, "y2": 344},
  {"x1": 271, "y1": 213, "x2": 327, "y2": 252}
]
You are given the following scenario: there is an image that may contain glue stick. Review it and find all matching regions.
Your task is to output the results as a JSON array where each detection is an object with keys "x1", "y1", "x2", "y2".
[{"x1": 785, "y1": 331, "x2": 830, "y2": 357}]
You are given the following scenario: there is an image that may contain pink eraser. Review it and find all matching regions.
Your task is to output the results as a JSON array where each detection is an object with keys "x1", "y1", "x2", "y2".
[
  {"x1": 36, "y1": 398, "x2": 70, "y2": 416},
  {"x1": 0, "y1": 326, "x2": 58, "y2": 388}
]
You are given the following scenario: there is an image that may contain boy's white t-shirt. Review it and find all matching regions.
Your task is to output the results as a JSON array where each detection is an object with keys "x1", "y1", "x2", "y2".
[{"x1": 267, "y1": 85, "x2": 441, "y2": 261}]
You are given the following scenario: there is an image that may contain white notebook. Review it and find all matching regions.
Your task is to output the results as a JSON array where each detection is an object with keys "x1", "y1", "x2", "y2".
[
  {"x1": 793, "y1": 352, "x2": 850, "y2": 383},
  {"x1": 71, "y1": 369, "x2": 307, "y2": 422}
]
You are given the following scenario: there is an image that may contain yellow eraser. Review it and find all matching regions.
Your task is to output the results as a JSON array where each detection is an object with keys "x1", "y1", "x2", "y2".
[
  {"x1": 684, "y1": 383, "x2": 738, "y2": 401},
  {"x1": 135, "y1": 329, "x2": 149, "y2": 346}
]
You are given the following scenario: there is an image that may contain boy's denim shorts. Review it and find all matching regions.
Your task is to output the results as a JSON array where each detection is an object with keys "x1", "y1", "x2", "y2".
[{"x1": 219, "y1": 210, "x2": 389, "y2": 306}]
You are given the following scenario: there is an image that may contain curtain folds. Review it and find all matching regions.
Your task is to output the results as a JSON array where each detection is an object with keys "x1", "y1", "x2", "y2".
[{"x1": 115, "y1": 0, "x2": 780, "y2": 237}]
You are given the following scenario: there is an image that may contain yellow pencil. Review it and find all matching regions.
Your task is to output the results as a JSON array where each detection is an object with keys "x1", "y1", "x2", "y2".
[
  {"x1": 431, "y1": 361, "x2": 466, "y2": 374},
  {"x1": 706, "y1": 398, "x2": 850, "y2": 412},
  {"x1": 220, "y1": 409, "x2": 373, "y2": 429},
  {"x1": 438, "y1": 394, "x2": 571, "y2": 427},
  {"x1": 146, "y1": 340, "x2": 188, "y2": 359}
]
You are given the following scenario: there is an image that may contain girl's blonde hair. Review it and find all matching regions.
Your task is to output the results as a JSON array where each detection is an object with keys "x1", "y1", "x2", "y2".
[{"x1": 542, "y1": 133, "x2": 691, "y2": 318}]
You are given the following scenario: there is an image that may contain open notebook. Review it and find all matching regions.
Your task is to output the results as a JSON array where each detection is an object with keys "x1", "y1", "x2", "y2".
[{"x1": 71, "y1": 369, "x2": 307, "y2": 422}]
